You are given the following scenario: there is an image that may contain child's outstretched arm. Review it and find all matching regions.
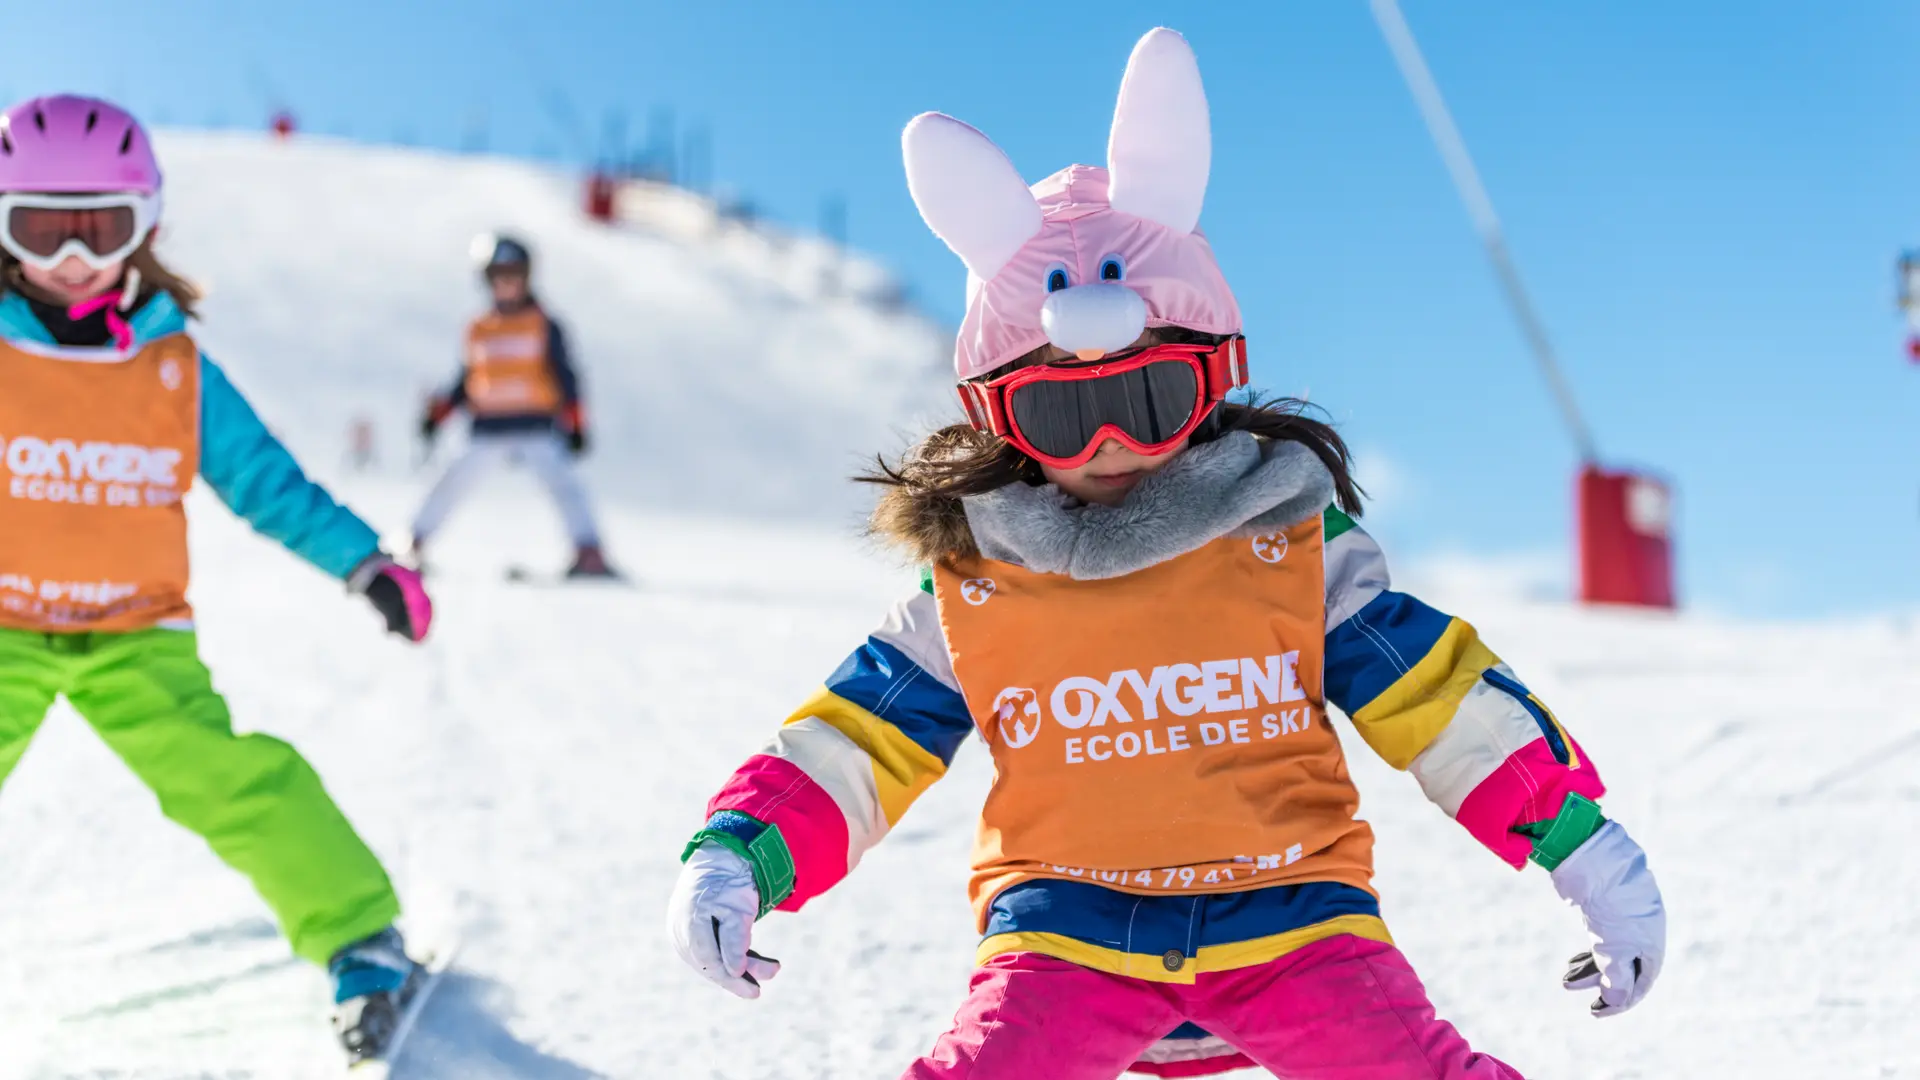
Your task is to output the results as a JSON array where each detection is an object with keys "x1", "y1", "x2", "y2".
[
  {"x1": 419, "y1": 357, "x2": 468, "y2": 444},
  {"x1": 545, "y1": 318, "x2": 588, "y2": 454},
  {"x1": 1320, "y1": 507, "x2": 1664, "y2": 1015},
  {"x1": 667, "y1": 588, "x2": 973, "y2": 997},
  {"x1": 199, "y1": 355, "x2": 431, "y2": 641}
]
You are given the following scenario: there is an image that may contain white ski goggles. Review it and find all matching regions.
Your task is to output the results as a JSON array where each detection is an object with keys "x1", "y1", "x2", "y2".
[{"x1": 0, "y1": 191, "x2": 161, "y2": 271}]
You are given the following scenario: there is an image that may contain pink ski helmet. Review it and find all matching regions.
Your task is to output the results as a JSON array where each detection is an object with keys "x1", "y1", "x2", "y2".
[
  {"x1": 904, "y1": 29, "x2": 1239, "y2": 381},
  {"x1": 0, "y1": 95, "x2": 162, "y2": 195}
]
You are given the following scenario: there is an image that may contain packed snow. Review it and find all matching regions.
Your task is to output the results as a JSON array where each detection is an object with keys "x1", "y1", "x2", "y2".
[{"x1": 1, "y1": 134, "x2": 1916, "y2": 1078}]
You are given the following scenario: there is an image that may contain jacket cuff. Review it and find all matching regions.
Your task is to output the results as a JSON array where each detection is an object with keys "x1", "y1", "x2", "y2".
[
  {"x1": 345, "y1": 551, "x2": 393, "y2": 593},
  {"x1": 684, "y1": 813, "x2": 797, "y2": 919},
  {"x1": 1516, "y1": 792, "x2": 1606, "y2": 871}
]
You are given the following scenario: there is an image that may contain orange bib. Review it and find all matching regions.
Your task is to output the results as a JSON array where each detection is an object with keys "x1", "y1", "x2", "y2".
[
  {"x1": 935, "y1": 518, "x2": 1375, "y2": 923},
  {"x1": 0, "y1": 334, "x2": 200, "y2": 632},
  {"x1": 464, "y1": 308, "x2": 560, "y2": 417}
]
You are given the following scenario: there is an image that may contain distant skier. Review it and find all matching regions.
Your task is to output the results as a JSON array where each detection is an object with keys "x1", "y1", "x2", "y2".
[
  {"x1": 0, "y1": 95, "x2": 433, "y2": 1065},
  {"x1": 412, "y1": 234, "x2": 614, "y2": 578},
  {"x1": 666, "y1": 31, "x2": 1666, "y2": 1079}
]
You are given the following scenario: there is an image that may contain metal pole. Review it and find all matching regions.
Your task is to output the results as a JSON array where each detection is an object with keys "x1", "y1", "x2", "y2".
[{"x1": 1370, "y1": 0, "x2": 1599, "y2": 462}]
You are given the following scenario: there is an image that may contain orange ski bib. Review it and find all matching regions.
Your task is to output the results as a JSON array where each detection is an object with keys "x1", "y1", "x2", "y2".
[
  {"x1": 464, "y1": 308, "x2": 560, "y2": 417},
  {"x1": 0, "y1": 334, "x2": 200, "y2": 632},
  {"x1": 935, "y1": 518, "x2": 1375, "y2": 923}
]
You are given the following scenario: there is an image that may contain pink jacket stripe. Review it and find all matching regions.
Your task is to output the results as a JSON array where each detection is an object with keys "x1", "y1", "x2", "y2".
[
  {"x1": 708, "y1": 754, "x2": 852, "y2": 911},
  {"x1": 1453, "y1": 736, "x2": 1607, "y2": 869}
]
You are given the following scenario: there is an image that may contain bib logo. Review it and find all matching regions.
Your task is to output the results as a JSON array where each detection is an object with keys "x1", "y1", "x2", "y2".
[
  {"x1": 1251, "y1": 532, "x2": 1288, "y2": 564},
  {"x1": 1, "y1": 434, "x2": 183, "y2": 508},
  {"x1": 993, "y1": 687, "x2": 1042, "y2": 749},
  {"x1": 1048, "y1": 652, "x2": 1308, "y2": 729},
  {"x1": 158, "y1": 357, "x2": 183, "y2": 392},
  {"x1": 988, "y1": 652, "x2": 1318, "y2": 765},
  {"x1": 473, "y1": 333, "x2": 545, "y2": 362},
  {"x1": 960, "y1": 578, "x2": 997, "y2": 606}
]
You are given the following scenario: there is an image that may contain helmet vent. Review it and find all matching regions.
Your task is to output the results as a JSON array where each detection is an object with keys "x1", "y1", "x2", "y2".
[
  {"x1": 119, "y1": 128, "x2": 134, "y2": 154},
  {"x1": 0, "y1": 132, "x2": 10, "y2": 155},
  {"x1": 85, "y1": 109, "x2": 99, "y2": 133},
  {"x1": 31, "y1": 109, "x2": 45, "y2": 133}
]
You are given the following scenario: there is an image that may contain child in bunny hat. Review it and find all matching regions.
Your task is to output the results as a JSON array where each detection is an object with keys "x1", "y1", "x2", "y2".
[{"x1": 667, "y1": 28, "x2": 1665, "y2": 1078}]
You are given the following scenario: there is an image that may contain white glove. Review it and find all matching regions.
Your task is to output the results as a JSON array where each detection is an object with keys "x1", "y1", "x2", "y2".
[
  {"x1": 667, "y1": 841, "x2": 782, "y2": 999},
  {"x1": 1551, "y1": 821, "x2": 1665, "y2": 1017}
]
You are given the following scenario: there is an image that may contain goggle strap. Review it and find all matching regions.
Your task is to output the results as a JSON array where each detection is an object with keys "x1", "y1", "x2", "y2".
[
  {"x1": 957, "y1": 382, "x2": 997, "y2": 433},
  {"x1": 1205, "y1": 336, "x2": 1250, "y2": 398}
]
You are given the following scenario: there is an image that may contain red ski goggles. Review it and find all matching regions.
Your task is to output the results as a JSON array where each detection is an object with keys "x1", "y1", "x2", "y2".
[{"x1": 958, "y1": 337, "x2": 1249, "y2": 469}]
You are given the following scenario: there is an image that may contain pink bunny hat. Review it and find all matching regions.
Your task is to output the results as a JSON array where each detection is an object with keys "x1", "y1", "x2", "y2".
[{"x1": 904, "y1": 28, "x2": 1241, "y2": 381}]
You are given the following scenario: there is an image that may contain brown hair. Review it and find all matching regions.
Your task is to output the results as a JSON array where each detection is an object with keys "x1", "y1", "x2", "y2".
[
  {"x1": 859, "y1": 330, "x2": 1366, "y2": 515},
  {"x1": 1, "y1": 234, "x2": 202, "y2": 318}
]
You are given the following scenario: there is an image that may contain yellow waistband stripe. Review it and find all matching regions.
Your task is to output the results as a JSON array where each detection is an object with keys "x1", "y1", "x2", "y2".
[{"x1": 975, "y1": 913, "x2": 1394, "y2": 986}]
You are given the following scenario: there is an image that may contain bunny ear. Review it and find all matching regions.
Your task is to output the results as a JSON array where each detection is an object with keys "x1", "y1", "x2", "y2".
[
  {"x1": 1107, "y1": 27, "x2": 1211, "y2": 234},
  {"x1": 903, "y1": 112, "x2": 1042, "y2": 280}
]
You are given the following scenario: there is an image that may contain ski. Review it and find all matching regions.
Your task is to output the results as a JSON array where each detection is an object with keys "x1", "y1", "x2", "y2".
[
  {"x1": 503, "y1": 564, "x2": 633, "y2": 587},
  {"x1": 339, "y1": 935, "x2": 461, "y2": 1078}
]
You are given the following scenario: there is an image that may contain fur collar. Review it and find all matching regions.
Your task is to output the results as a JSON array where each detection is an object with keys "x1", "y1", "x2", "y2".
[{"x1": 870, "y1": 432, "x2": 1334, "y2": 579}]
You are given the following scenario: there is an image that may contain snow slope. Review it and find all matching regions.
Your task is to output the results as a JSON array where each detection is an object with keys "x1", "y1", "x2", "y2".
[
  {"x1": 1, "y1": 134, "x2": 1917, "y2": 1077},
  {"x1": 150, "y1": 131, "x2": 952, "y2": 520}
]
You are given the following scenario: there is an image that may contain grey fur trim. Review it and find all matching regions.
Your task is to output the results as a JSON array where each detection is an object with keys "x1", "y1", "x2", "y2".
[{"x1": 962, "y1": 432, "x2": 1335, "y2": 580}]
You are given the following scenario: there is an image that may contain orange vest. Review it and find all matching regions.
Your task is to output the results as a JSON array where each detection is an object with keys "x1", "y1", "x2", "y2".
[
  {"x1": 463, "y1": 308, "x2": 561, "y2": 417},
  {"x1": 934, "y1": 518, "x2": 1375, "y2": 926},
  {"x1": 0, "y1": 334, "x2": 200, "y2": 632}
]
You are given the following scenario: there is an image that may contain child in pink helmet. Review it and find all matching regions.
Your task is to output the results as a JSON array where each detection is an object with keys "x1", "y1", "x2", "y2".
[
  {"x1": 0, "y1": 94, "x2": 432, "y2": 1066},
  {"x1": 667, "y1": 30, "x2": 1665, "y2": 1079}
]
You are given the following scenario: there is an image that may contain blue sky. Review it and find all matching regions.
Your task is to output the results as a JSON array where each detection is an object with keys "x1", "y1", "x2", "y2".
[{"x1": 7, "y1": 1, "x2": 1918, "y2": 615}]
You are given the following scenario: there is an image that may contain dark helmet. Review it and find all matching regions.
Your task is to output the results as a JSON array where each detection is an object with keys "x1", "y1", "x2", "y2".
[{"x1": 471, "y1": 232, "x2": 532, "y2": 277}]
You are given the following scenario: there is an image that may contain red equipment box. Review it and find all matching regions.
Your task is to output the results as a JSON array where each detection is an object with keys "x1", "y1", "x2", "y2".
[{"x1": 1577, "y1": 465, "x2": 1675, "y2": 609}]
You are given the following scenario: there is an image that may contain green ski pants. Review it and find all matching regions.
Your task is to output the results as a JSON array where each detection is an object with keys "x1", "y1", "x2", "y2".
[{"x1": 0, "y1": 627, "x2": 400, "y2": 965}]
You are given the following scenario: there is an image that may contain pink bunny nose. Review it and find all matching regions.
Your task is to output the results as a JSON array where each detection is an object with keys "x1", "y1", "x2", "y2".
[{"x1": 1041, "y1": 282, "x2": 1148, "y2": 357}]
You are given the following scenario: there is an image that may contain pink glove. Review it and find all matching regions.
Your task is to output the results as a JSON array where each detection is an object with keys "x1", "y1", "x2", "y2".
[{"x1": 349, "y1": 555, "x2": 433, "y2": 642}]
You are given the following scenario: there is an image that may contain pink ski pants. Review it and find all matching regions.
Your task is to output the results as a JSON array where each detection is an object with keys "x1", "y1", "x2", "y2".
[{"x1": 904, "y1": 933, "x2": 1523, "y2": 1080}]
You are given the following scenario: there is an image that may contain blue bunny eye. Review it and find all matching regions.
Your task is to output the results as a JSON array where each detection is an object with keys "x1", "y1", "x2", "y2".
[
  {"x1": 1044, "y1": 264, "x2": 1070, "y2": 292},
  {"x1": 1099, "y1": 254, "x2": 1126, "y2": 282}
]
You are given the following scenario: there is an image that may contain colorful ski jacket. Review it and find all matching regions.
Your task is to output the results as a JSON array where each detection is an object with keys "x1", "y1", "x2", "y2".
[
  {"x1": 438, "y1": 301, "x2": 580, "y2": 435},
  {"x1": 0, "y1": 290, "x2": 382, "y2": 631},
  {"x1": 689, "y1": 433, "x2": 1607, "y2": 988}
]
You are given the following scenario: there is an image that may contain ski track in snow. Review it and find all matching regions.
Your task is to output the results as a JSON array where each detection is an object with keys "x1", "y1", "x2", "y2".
[{"x1": 2, "y1": 132, "x2": 1918, "y2": 1077}]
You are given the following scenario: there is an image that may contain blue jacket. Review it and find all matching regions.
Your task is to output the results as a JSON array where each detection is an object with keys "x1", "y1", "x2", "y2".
[{"x1": 0, "y1": 292, "x2": 382, "y2": 581}]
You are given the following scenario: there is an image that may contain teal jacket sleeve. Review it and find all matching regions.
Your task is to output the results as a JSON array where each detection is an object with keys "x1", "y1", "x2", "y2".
[{"x1": 198, "y1": 354, "x2": 382, "y2": 580}]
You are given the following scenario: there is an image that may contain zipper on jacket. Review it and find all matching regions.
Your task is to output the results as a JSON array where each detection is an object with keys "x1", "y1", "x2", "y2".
[{"x1": 1480, "y1": 668, "x2": 1570, "y2": 765}]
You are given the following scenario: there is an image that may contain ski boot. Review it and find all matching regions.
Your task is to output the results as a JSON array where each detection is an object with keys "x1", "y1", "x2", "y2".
[
  {"x1": 565, "y1": 544, "x2": 619, "y2": 579},
  {"x1": 329, "y1": 926, "x2": 417, "y2": 1066}
]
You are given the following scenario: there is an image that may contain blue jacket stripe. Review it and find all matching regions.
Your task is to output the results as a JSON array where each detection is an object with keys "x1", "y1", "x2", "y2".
[
  {"x1": 825, "y1": 636, "x2": 974, "y2": 766},
  {"x1": 199, "y1": 355, "x2": 381, "y2": 580},
  {"x1": 984, "y1": 878, "x2": 1379, "y2": 956},
  {"x1": 1324, "y1": 590, "x2": 1454, "y2": 716}
]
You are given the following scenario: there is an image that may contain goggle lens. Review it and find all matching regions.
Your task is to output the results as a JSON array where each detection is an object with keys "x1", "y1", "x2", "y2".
[
  {"x1": 1004, "y1": 359, "x2": 1202, "y2": 462},
  {"x1": 5, "y1": 204, "x2": 138, "y2": 260}
]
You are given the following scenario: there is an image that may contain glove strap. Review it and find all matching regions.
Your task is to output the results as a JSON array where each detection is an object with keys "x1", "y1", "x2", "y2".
[
  {"x1": 1516, "y1": 792, "x2": 1606, "y2": 871},
  {"x1": 683, "y1": 823, "x2": 796, "y2": 919}
]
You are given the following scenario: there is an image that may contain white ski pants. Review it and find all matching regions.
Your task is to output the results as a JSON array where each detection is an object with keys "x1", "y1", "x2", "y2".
[{"x1": 412, "y1": 430, "x2": 601, "y2": 548}]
